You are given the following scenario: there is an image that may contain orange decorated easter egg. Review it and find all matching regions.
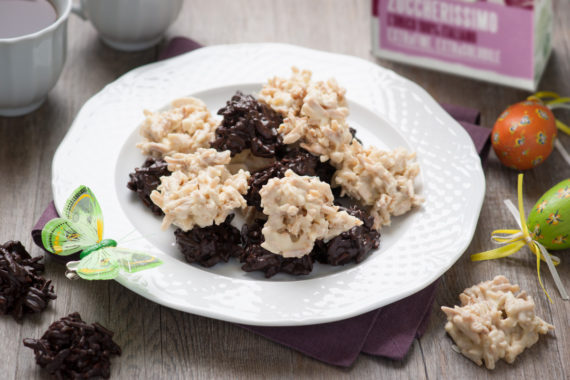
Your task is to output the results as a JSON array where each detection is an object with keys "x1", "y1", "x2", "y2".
[{"x1": 491, "y1": 100, "x2": 557, "y2": 170}]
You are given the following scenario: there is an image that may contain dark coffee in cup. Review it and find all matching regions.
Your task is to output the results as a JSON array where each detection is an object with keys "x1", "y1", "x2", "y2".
[{"x1": 0, "y1": 0, "x2": 58, "y2": 39}]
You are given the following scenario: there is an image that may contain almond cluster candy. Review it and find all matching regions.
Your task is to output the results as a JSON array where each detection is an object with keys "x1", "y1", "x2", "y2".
[
  {"x1": 442, "y1": 276, "x2": 554, "y2": 369},
  {"x1": 174, "y1": 214, "x2": 243, "y2": 267},
  {"x1": 240, "y1": 218, "x2": 314, "y2": 278},
  {"x1": 0, "y1": 240, "x2": 56, "y2": 320},
  {"x1": 24, "y1": 312, "x2": 121, "y2": 379},
  {"x1": 212, "y1": 91, "x2": 284, "y2": 158},
  {"x1": 127, "y1": 157, "x2": 170, "y2": 216}
]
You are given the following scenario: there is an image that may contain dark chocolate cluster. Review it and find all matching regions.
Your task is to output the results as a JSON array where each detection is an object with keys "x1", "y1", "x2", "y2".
[
  {"x1": 23, "y1": 312, "x2": 121, "y2": 380},
  {"x1": 236, "y1": 206, "x2": 380, "y2": 277},
  {"x1": 212, "y1": 91, "x2": 284, "y2": 157},
  {"x1": 312, "y1": 206, "x2": 380, "y2": 265},
  {"x1": 0, "y1": 240, "x2": 56, "y2": 320},
  {"x1": 174, "y1": 215, "x2": 243, "y2": 267},
  {"x1": 240, "y1": 219, "x2": 313, "y2": 278},
  {"x1": 127, "y1": 157, "x2": 170, "y2": 216},
  {"x1": 245, "y1": 148, "x2": 335, "y2": 210}
]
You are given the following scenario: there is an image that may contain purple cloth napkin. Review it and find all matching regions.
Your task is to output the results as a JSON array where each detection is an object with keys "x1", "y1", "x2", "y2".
[{"x1": 31, "y1": 38, "x2": 491, "y2": 368}]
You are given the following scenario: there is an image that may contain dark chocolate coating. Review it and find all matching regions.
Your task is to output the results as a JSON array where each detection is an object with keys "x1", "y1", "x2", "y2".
[
  {"x1": 0, "y1": 240, "x2": 56, "y2": 320},
  {"x1": 212, "y1": 91, "x2": 284, "y2": 158},
  {"x1": 312, "y1": 206, "x2": 380, "y2": 265},
  {"x1": 245, "y1": 148, "x2": 335, "y2": 210},
  {"x1": 174, "y1": 214, "x2": 243, "y2": 268},
  {"x1": 240, "y1": 220, "x2": 314, "y2": 278},
  {"x1": 23, "y1": 312, "x2": 121, "y2": 380},
  {"x1": 127, "y1": 158, "x2": 170, "y2": 216}
]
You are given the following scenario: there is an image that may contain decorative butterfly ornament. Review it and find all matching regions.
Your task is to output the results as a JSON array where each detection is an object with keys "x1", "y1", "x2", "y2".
[{"x1": 42, "y1": 186, "x2": 162, "y2": 280}]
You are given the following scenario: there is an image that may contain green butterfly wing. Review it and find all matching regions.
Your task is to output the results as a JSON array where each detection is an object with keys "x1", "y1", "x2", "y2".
[
  {"x1": 42, "y1": 186, "x2": 104, "y2": 256},
  {"x1": 41, "y1": 218, "x2": 99, "y2": 256},
  {"x1": 66, "y1": 247, "x2": 162, "y2": 280},
  {"x1": 111, "y1": 247, "x2": 163, "y2": 273},
  {"x1": 66, "y1": 248, "x2": 119, "y2": 280},
  {"x1": 62, "y1": 186, "x2": 104, "y2": 243}
]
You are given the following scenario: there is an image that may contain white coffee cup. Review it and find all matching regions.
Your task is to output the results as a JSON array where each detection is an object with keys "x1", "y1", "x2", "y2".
[
  {"x1": 73, "y1": 0, "x2": 184, "y2": 52},
  {"x1": 0, "y1": 0, "x2": 184, "y2": 117},
  {"x1": 0, "y1": 0, "x2": 71, "y2": 117}
]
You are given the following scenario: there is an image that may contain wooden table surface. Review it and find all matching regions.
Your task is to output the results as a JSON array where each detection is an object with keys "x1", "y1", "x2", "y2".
[{"x1": 1, "y1": 1, "x2": 569, "y2": 379}]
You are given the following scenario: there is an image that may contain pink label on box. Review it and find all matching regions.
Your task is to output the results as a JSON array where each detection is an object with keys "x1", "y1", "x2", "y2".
[{"x1": 376, "y1": 0, "x2": 534, "y2": 78}]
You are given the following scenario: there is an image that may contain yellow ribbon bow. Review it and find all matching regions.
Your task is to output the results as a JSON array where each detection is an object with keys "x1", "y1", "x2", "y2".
[
  {"x1": 528, "y1": 91, "x2": 570, "y2": 135},
  {"x1": 527, "y1": 92, "x2": 570, "y2": 166},
  {"x1": 471, "y1": 174, "x2": 569, "y2": 302}
]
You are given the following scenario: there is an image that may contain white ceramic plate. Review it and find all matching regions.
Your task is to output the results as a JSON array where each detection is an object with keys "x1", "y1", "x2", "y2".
[{"x1": 52, "y1": 43, "x2": 485, "y2": 326}]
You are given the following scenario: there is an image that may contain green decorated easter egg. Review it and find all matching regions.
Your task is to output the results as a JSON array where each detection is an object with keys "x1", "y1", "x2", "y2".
[{"x1": 527, "y1": 179, "x2": 570, "y2": 250}]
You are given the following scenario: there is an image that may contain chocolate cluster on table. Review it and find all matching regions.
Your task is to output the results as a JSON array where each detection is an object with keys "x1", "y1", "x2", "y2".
[
  {"x1": 0, "y1": 240, "x2": 56, "y2": 320},
  {"x1": 212, "y1": 91, "x2": 285, "y2": 158},
  {"x1": 246, "y1": 148, "x2": 335, "y2": 210},
  {"x1": 127, "y1": 157, "x2": 170, "y2": 216},
  {"x1": 174, "y1": 214, "x2": 243, "y2": 267},
  {"x1": 23, "y1": 312, "x2": 121, "y2": 380},
  {"x1": 312, "y1": 206, "x2": 380, "y2": 266}
]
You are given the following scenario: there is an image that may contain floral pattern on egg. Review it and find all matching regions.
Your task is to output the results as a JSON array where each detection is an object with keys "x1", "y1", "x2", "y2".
[
  {"x1": 552, "y1": 235, "x2": 567, "y2": 245},
  {"x1": 491, "y1": 101, "x2": 557, "y2": 170},
  {"x1": 546, "y1": 210, "x2": 561, "y2": 225},
  {"x1": 527, "y1": 179, "x2": 570, "y2": 250},
  {"x1": 536, "y1": 108, "x2": 549, "y2": 120}
]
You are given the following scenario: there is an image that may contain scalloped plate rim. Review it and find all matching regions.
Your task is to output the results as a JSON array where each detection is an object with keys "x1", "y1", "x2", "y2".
[{"x1": 51, "y1": 43, "x2": 485, "y2": 326}]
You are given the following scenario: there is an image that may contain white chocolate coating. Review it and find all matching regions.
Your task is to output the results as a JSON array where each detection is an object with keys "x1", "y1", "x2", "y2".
[
  {"x1": 441, "y1": 276, "x2": 554, "y2": 370},
  {"x1": 259, "y1": 170, "x2": 361, "y2": 258},
  {"x1": 150, "y1": 149, "x2": 249, "y2": 231},
  {"x1": 258, "y1": 66, "x2": 311, "y2": 116},
  {"x1": 334, "y1": 142, "x2": 423, "y2": 229},
  {"x1": 137, "y1": 97, "x2": 218, "y2": 158}
]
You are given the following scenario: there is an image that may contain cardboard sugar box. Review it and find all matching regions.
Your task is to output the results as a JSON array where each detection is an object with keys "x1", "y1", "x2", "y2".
[{"x1": 371, "y1": 0, "x2": 553, "y2": 90}]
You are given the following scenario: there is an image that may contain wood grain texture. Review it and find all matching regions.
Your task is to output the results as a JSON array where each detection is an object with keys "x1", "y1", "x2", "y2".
[{"x1": 0, "y1": 0, "x2": 568, "y2": 378}]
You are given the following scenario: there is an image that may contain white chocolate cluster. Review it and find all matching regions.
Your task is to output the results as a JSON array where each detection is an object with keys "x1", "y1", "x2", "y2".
[
  {"x1": 333, "y1": 142, "x2": 423, "y2": 229},
  {"x1": 258, "y1": 67, "x2": 311, "y2": 116},
  {"x1": 275, "y1": 73, "x2": 352, "y2": 164},
  {"x1": 150, "y1": 149, "x2": 249, "y2": 231},
  {"x1": 260, "y1": 68, "x2": 422, "y2": 230},
  {"x1": 137, "y1": 97, "x2": 218, "y2": 158},
  {"x1": 259, "y1": 170, "x2": 362, "y2": 258},
  {"x1": 441, "y1": 276, "x2": 554, "y2": 370}
]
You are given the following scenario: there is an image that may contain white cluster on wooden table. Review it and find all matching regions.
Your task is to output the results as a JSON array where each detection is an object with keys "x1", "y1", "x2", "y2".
[{"x1": 441, "y1": 275, "x2": 554, "y2": 370}]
